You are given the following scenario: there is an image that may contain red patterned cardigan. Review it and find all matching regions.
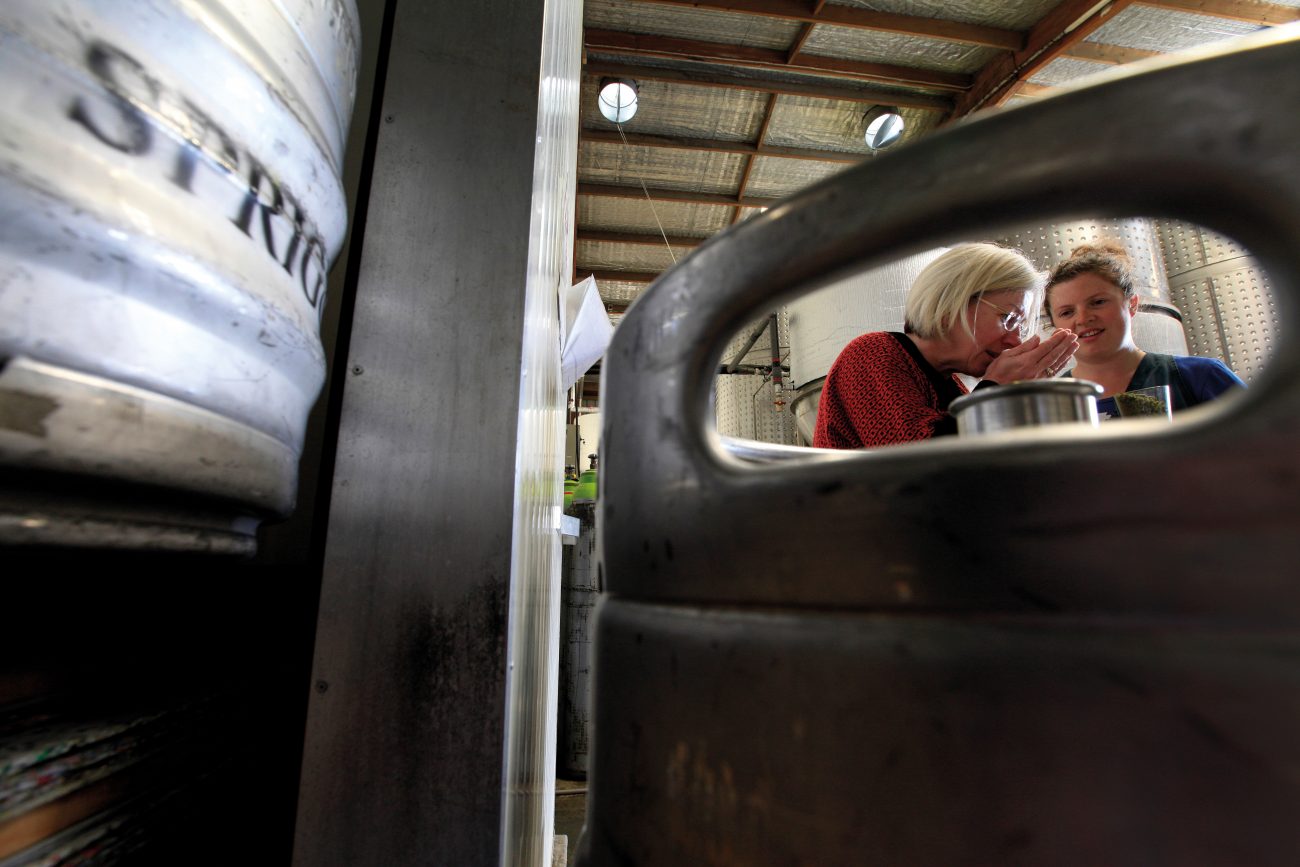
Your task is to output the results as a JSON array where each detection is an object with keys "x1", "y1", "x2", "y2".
[{"x1": 813, "y1": 332, "x2": 969, "y2": 449}]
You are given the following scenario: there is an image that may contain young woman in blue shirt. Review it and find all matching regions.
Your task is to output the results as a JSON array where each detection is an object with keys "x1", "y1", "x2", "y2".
[{"x1": 1045, "y1": 242, "x2": 1245, "y2": 415}]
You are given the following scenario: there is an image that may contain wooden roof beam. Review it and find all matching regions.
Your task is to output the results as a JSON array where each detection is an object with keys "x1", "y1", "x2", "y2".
[
  {"x1": 579, "y1": 128, "x2": 864, "y2": 163},
  {"x1": 1062, "y1": 40, "x2": 1161, "y2": 64},
  {"x1": 577, "y1": 229, "x2": 704, "y2": 248},
  {"x1": 578, "y1": 181, "x2": 777, "y2": 208},
  {"x1": 576, "y1": 269, "x2": 660, "y2": 285},
  {"x1": 585, "y1": 28, "x2": 970, "y2": 91},
  {"x1": 584, "y1": 59, "x2": 952, "y2": 111},
  {"x1": 732, "y1": 92, "x2": 777, "y2": 225},
  {"x1": 951, "y1": 0, "x2": 1140, "y2": 118},
  {"x1": 626, "y1": 0, "x2": 1024, "y2": 50}
]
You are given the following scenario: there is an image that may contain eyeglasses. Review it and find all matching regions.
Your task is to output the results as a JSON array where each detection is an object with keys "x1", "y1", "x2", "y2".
[{"x1": 978, "y1": 297, "x2": 1027, "y2": 335}]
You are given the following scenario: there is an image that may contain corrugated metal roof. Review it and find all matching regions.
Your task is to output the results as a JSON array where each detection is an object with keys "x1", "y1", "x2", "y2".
[
  {"x1": 825, "y1": 0, "x2": 1060, "y2": 31},
  {"x1": 595, "y1": 279, "x2": 650, "y2": 304},
  {"x1": 1028, "y1": 57, "x2": 1112, "y2": 87},
  {"x1": 579, "y1": 140, "x2": 744, "y2": 194},
  {"x1": 802, "y1": 25, "x2": 997, "y2": 74},
  {"x1": 585, "y1": 0, "x2": 802, "y2": 48},
  {"x1": 743, "y1": 155, "x2": 850, "y2": 200},
  {"x1": 572, "y1": 0, "x2": 1299, "y2": 400},
  {"x1": 587, "y1": 51, "x2": 951, "y2": 102},
  {"x1": 577, "y1": 240, "x2": 688, "y2": 272},
  {"x1": 578, "y1": 197, "x2": 731, "y2": 238}
]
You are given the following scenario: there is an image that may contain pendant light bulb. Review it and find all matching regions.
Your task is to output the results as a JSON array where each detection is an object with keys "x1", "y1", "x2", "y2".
[{"x1": 598, "y1": 79, "x2": 638, "y2": 124}]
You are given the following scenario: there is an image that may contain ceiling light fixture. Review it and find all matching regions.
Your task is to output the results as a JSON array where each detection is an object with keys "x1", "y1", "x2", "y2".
[
  {"x1": 598, "y1": 78, "x2": 638, "y2": 124},
  {"x1": 863, "y1": 105, "x2": 905, "y2": 151}
]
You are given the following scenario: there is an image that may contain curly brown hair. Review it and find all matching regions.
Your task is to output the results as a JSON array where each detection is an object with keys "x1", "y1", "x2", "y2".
[{"x1": 1044, "y1": 242, "x2": 1136, "y2": 317}]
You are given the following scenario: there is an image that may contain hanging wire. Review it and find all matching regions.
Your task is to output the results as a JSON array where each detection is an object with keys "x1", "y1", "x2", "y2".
[{"x1": 616, "y1": 122, "x2": 678, "y2": 266}]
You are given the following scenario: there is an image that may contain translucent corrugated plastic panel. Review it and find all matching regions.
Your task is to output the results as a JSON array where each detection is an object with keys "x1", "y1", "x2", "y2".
[
  {"x1": 1028, "y1": 56, "x2": 1112, "y2": 87},
  {"x1": 577, "y1": 239, "x2": 684, "y2": 272},
  {"x1": 596, "y1": 279, "x2": 648, "y2": 303},
  {"x1": 579, "y1": 196, "x2": 731, "y2": 237},
  {"x1": 735, "y1": 206, "x2": 766, "y2": 223},
  {"x1": 581, "y1": 75, "x2": 767, "y2": 141},
  {"x1": 802, "y1": 24, "x2": 998, "y2": 74},
  {"x1": 1090, "y1": 5, "x2": 1263, "y2": 53},
  {"x1": 764, "y1": 96, "x2": 941, "y2": 153},
  {"x1": 743, "y1": 155, "x2": 850, "y2": 199},
  {"x1": 825, "y1": 0, "x2": 1059, "y2": 30},
  {"x1": 579, "y1": 140, "x2": 744, "y2": 194},
  {"x1": 500, "y1": 0, "x2": 580, "y2": 861},
  {"x1": 584, "y1": 0, "x2": 803, "y2": 48},
  {"x1": 1003, "y1": 94, "x2": 1034, "y2": 109}
]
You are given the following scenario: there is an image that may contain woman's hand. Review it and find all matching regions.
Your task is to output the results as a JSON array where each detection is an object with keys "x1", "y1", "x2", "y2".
[{"x1": 985, "y1": 329, "x2": 1079, "y2": 384}]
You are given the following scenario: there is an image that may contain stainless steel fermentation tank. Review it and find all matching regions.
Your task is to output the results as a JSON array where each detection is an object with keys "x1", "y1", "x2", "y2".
[
  {"x1": 0, "y1": 0, "x2": 361, "y2": 552},
  {"x1": 580, "y1": 28, "x2": 1300, "y2": 866}
]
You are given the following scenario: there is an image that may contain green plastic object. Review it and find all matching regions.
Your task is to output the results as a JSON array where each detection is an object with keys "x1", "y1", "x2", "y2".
[
  {"x1": 564, "y1": 478, "x2": 578, "y2": 508},
  {"x1": 573, "y1": 468, "x2": 597, "y2": 503},
  {"x1": 574, "y1": 454, "x2": 599, "y2": 503}
]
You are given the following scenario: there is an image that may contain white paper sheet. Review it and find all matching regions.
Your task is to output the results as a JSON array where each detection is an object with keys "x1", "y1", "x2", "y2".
[{"x1": 561, "y1": 275, "x2": 614, "y2": 389}]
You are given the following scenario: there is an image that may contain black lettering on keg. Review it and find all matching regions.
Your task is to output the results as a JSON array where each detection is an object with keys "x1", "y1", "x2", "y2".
[
  {"x1": 170, "y1": 99, "x2": 240, "y2": 193},
  {"x1": 300, "y1": 235, "x2": 327, "y2": 313},
  {"x1": 278, "y1": 188, "x2": 306, "y2": 274},
  {"x1": 68, "y1": 41, "x2": 159, "y2": 155},
  {"x1": 231, "y1": 158, "x2": 284, "y2": 261}
]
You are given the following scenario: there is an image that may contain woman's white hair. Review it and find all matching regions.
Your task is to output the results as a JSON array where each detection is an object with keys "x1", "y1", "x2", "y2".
[{"x1": 904, "y1": 242, "x2": 1045, "y2": 340}]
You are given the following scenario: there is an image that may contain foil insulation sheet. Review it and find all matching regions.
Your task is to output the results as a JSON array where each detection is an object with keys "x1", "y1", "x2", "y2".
[
  {"x1": 825, "y1": 0, "x2": 1061, "y2": 30},
  {"x1": 802, "y1": 24, "x2": 997, "y2": 74},
  {"x1": 577, "y1": 239, "x2": 685, "y2": 272},
  {"x1": 585, "y1": 0, "x2": 802, "y2": 49},
  {"x1": 579, "y1": 140, "x2": 745, "y2": 193},
  {"x1": 743, "y1": 155, "x2": 851, "y2": 199},
  {"x1": 579, "y1": 197, "x2": 731, "y2": 237},
  {"x1": 1090, "y1": 5, "x2": 1265, "y2": 53}
]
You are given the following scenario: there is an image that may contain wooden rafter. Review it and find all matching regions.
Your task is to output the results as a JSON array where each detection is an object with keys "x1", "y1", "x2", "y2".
[
  {"x1": 951, "y1": 0, "x2": 1141, "y2": 118},
  {"x1": 577, "y1": 229, "x2": 703, "y2": 248},
  {"x1": 626, "y1": 0, "x2": 1024, "y2": 50},
  {"x1": 578, "y1": 182, "x2": 778, "y2": 208},
  {"x1": 786, "y1": 0, "x2": 827, "y2": 64},
  {"x1": 732, "y1": 93, "x2": 777, "y2": 224},
  {"x1": 1063, "y1": 40, "x2": 1161, "y2": 64},
  {"x1": 576, "y1": 269, "x2": 660, "y2": 285},
  {"x1": 1008, "y1": 81, "x2": 1055, "y2": 99},
  {"x1": 584, "y1": 59, "x2": 952, "y2": 111},
  {"x1": 580, "y1": 128, "x2": 864, "y2": 164},
  {"x1": 585, "y1": 28, "x2": 970, "y2": 90}
]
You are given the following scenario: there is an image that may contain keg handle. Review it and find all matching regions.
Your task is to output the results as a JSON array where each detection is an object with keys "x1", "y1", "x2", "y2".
[{"x1": 603, "y1": 25, "x2": 1300, "y2": 480}]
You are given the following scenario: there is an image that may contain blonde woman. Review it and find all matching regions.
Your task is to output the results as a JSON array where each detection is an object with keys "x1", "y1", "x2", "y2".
[{"x1": 814, "y1": 243, "x2": 1078, "y2": 449}]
